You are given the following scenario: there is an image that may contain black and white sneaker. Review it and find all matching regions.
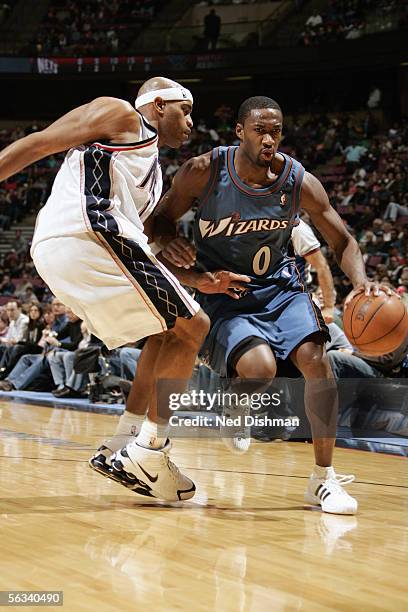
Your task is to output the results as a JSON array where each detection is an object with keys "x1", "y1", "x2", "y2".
[
  {"x1": 111, "y1": 440, "x2": 196, "y2": 502},
  {"x1": 88, "y1": 435, "x2": 155, "y2": 497}
]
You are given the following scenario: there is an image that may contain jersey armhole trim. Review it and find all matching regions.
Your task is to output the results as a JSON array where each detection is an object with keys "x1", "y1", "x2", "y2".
[
  {"x1": 290, "y1": 164, "x2": 305, "y2": 219},
  {"x1": 196, "y1": 147, "x2": 220, "y2": 210},
  {"x1": 92, "y1": 135, "x2": 158, "y2": 151}
]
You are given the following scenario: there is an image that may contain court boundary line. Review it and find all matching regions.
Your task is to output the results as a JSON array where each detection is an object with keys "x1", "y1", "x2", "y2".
[{"x1": 0, "y1": 455, "x2": 406, "y2": 489}]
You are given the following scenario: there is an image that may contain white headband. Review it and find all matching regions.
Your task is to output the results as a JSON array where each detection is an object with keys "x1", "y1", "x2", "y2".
[{"x1": 135, "y1": 86, "x2": 193, "y2": 109}]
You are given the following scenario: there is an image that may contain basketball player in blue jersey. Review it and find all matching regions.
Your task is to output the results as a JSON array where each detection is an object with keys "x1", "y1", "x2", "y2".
[
  {"x1": 0, "y1": 77, "x2": 211, "y2": 502},
  {"x1": 153, "y1": 96, "x2": 381, "y2": 515}
]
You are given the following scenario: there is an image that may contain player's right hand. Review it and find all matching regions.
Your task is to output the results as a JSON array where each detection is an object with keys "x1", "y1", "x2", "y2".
[
  {"x1": 161, "y1": 237, "x2": 196, "y2": 268},
  {"x1": 196, "y1": 271, "x2": 251, "y2": 299}
]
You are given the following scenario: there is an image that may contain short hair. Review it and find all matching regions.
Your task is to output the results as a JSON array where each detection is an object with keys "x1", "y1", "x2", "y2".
[
  {"x1": 6, "y1": 299, "x2": 21, "y2": 309},
  {"x1": 237, "y1": 96, "x2": 282, "y2": 125}
]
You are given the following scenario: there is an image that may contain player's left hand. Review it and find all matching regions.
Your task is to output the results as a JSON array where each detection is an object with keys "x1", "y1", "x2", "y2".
[
  {"x1": 196, "y1": 270, "x2": 251, "y2": 299},
  {"x1": 349, "y1": 281, "x2": 395, "y2": 301},
  {"x1": 161, "y1": 237, "x2": 196, "y2": 268}
]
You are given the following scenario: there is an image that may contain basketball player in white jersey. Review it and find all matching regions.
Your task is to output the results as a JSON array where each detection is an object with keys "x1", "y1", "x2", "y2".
[{"x1": 0, "y1": 77, "x2": 211, "y2": 502}]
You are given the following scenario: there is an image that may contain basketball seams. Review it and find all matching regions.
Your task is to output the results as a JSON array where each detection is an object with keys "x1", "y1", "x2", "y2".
[
  {"x1": 347, "y1": 291, "x2": 368, "y2": 340},
  {"x1": 351, "y1": 296, "x2": 388, "y2": 340},
  {"x1": 356, "y1": 309, "x2": 407, "y2": 348}
]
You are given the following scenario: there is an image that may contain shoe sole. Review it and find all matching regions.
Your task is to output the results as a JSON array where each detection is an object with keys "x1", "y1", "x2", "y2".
[
  {"x1": 304, "y1": 493, "x2": 357, "y2": 515},
  {"x1": 88, "y1": 455, "x2": 156, "y2": 498}
]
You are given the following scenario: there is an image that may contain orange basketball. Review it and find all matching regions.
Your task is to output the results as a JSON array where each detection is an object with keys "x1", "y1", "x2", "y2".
[{"x1": 343, "y1": 288, "x2": 408, "y2": 356}]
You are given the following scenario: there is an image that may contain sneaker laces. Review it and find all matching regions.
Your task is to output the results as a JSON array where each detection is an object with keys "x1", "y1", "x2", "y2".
[
  {"x1": 324, "y1": 473, "x2": 355, "y2": 496},
  {"x1": 333, "y1": 473, "x2": 355, "y2": 485},
  {"x1": 160, "y1": 443, "x2": 183, "y2": 483}
]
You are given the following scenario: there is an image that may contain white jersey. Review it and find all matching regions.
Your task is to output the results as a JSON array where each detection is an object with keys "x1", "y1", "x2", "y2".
[
  {"x1": 31, "y1": 111, "x2": 161, "y2": 252},
  {"x1": 291, "y1": 219, "x2": 321, "y2": 285},
  {"x1": 291, "y1": 219, "x2": 320, "y2": 258}
]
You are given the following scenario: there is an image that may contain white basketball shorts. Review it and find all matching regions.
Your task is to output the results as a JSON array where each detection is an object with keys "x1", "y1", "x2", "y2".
[{"x1": 32, "y1": 232, "x2": 200, "y2": 349}]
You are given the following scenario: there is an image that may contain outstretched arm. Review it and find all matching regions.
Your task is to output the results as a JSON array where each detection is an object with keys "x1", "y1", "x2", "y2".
[
  {"x1": 301, "y1": 172, "x2": 375, "y2": 295},
  {"x1": 0, "y1": 97, "x2": 138, "y2": 181}
]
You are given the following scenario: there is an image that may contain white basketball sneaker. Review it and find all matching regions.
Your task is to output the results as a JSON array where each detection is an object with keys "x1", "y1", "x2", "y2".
[
  {"x1": 220, "y1": 398, "x2": 251, "y2": 454},
  {"x1": 88, "y1": 434, "x2": 151, "y2": 494},
  {"x1": 110, "y1": 440, "x2": 196, "y2": 501},
  {"x1": 304, "y1": 467, "x2": 358, "y2": 515}
]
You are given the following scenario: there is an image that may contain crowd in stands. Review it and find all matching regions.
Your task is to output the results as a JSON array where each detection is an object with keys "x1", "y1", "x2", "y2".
[
  {"x1": 300, "y1": 0, "x2": 408, "y2": 46},
  {"x1": 32, "y1": 0, "x2": 163, "y2": 56},
  {"x1": 0, "y1": 124, "x2": 59, "y2": 235},
  {"x1": 0, "y1": 106, "x2": 406, "y2": 400}
]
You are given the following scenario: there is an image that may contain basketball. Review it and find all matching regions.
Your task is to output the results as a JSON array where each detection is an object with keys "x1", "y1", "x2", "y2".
[{"x1": 343, "y1": 289, "x2": 408, "y2": 356}]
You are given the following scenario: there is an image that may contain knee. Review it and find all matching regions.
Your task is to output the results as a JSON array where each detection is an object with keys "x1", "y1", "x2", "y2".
[
  {"x1": 195, "y1": 309, "x2": 210, "y2": 338},
  {"x1": 236, "y1": 352, "x2": 277, "y2": 379},
  {"x1": 237, "y1": 361, "x2": 277, "y2": 379},
  {"x1": 296, "y1": 346, "x2": 331, "y2": 378},
  {"x1": 185, "y1": 310, "x2": 210, "y2": 344}
]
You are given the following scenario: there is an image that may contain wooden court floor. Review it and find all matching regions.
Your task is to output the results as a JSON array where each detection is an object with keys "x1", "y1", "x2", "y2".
[{"x1": 0, "y1": 400, "x2": 407, "y2": 612}]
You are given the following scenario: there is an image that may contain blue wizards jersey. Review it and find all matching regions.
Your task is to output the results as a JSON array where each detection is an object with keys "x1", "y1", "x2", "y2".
[
  {"x1": 193, "y1": 146, "x2": 305, "y2": 287},
  {"x1": 192, "y1": 146, "x2": 330, "y2": 374}
]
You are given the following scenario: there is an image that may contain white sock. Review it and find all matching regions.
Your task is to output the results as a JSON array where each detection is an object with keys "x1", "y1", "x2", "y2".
[
  {"x1": 136, "y1": 418, "x2": 167, "y2": 450},
  {"x1": 313, "y1": 465, "x2": 335, "y2": 479},
  {"x1": 114, "y1": 410, "x2": 145, "y2": 437},
  {"x1": 97, "y1": 411, "x2": 145, "y2": 453}
]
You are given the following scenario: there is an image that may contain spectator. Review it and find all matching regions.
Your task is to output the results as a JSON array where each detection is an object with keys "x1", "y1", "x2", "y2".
[
  {"x1": 0, "y1": 273, "x2": 16, "y2": 296},
  {"x1": 0, "y1": 302, "x2": 44, "y2": 379},
  {"x1": 118, "y1": 345, "x2": 142, "y2": 380},
  {"x1": 0, "y1": 311, "x2": 8, "y2": 339},
  {"x1": 50, "y1": 297, "x2": 68, "y2": 333},
  {"x1": 0, "y1": 300, "x2": 29, "y2": 364},
  {"x1": 46, "y1": 309, "x2": 83, "y2": 394},
  {"x1": 12, "y1": 229, "x2": 27, "y2": 257},
  {"x1": 204, "y1": 9, "x2": 221, "y2": 50},
  {"x1": 0, "y1": 300, "x2": 28, "y2": 346},
  {"x1": 383, "y1": 199, "x2": 408, "y2": 222},
  {"x1": 0, "y1": 307, "x2": 79, "y2": 392},
  {"x1": 50, "y1": 320, "x2": 91, "y2": 398},
  {"x1": 14, "y1": 272, "x2": 32, "y2": 298}
]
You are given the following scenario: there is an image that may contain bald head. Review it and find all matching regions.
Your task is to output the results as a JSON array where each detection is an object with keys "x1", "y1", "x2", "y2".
[
  {"x1": 137, "y1": 76, "x2": 181, "y2": 98},
  {"x1": 134, "y1": 76, "x2": 194, "y2": 149},
  {"x1": 135, "y1": 76, "x2": 193, "y2": 112}
]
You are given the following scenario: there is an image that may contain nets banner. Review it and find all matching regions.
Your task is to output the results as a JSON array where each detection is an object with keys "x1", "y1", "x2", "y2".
[{"x1": 0, "y1": 54, "x2": 233, "y2": 75}]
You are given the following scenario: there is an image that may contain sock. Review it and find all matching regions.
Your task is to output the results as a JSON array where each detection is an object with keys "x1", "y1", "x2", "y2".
[
  {"x1": 136, "y1": 418, "x2": 167, "y2": 450},
  {"x1": 313, "y1": 465, "x2": 335, "y2": 479},
  {"x1": 115, "y1": 410, "x2": 145, "y2": 437},
  {"x1": 99, "y1": 411, "x2": 145, "y2": 454}
]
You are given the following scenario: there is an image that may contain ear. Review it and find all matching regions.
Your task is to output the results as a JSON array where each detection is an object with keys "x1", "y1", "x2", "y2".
[
  {"x1": 153, "y1": 97, "x2": 166, "y2": 116},
  {"x1": 236, "y1": 122, "x2": 244, "y2": 141}
]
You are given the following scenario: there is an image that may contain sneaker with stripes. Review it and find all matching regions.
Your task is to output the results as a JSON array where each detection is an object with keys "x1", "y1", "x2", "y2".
[{"x1": 304, "y1": 467, "x2": 358, "y2": 515}]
